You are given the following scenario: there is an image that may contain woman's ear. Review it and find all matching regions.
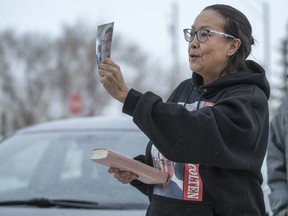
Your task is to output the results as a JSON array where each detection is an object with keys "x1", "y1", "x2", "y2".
[{"x1": 227, "y1": 38, "x2": 241, "y2": 56}]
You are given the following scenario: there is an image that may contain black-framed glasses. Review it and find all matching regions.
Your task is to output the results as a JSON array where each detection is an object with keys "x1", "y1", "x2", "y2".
[{"x1": 183, "y1": 28, "x2": 236, "y2": 43}]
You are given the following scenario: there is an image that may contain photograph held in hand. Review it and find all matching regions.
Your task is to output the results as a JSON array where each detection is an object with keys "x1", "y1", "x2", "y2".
[{"x1": 95, "y1": 22, "x2": 114, "y2": 69}]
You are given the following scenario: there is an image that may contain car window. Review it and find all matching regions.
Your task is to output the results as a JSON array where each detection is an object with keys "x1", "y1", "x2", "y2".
[
  {"x1": 0, "y1": 129, "x2": 149, "y2": 205},
  {"x1": 0, "y1": 135, "x2": 51, "y2": 191}
]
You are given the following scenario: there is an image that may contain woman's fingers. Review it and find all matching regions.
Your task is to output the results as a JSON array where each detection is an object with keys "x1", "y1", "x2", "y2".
[
  {"x1": 108, "y1": 167, "x2": 138, "y2": 184},
  {"x1": 98, "y1": 58, "x2": 129, "y2": 103}
]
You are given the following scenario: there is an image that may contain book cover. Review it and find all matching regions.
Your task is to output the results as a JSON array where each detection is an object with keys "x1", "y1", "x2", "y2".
[
  {"x1": 90, "y1": 148, "x2": 168, "y2": 184},
  {"x1": 95, "y1": 22, "x2": 114, "y2": 69}
]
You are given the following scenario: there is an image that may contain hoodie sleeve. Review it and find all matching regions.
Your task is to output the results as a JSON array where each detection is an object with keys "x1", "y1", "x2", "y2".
[
  {"x1": 123, "y1": 84, "x2": 269, "y2": 172},
  {"x1": 267, "y1": 98, "x2": 288, "y2": 214}
]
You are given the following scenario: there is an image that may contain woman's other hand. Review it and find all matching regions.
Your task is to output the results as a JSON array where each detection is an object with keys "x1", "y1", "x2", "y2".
[{"x1": 108, "y1": 167, "x2": 138, "y2": 184}]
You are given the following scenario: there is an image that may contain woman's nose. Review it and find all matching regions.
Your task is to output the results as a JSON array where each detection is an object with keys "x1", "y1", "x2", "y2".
[{"x1": 189, "y1": 40, "x2": 199, "y2": 49}]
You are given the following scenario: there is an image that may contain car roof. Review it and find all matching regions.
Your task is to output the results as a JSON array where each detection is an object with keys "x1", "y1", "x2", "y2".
[{"x1": 16, "y1": 115, "x2": 139, "y2": 134}]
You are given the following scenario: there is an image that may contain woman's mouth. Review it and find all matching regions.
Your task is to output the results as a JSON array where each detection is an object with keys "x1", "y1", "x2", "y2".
[
  {"x1": 190, "y1": 54, "x2": 200, "y2": 60},
  {"x1": 190, "y1": 54, "x2": 200, "y2": 58}
]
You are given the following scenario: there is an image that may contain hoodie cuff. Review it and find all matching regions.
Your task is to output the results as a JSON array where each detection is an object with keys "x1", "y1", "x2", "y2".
[{"x1": 122, "y1": 89, "x2": 142, "y2": 116}]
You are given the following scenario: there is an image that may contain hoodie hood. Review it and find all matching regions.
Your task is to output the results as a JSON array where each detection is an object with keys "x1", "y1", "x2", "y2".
[{"x1": 192, "y1": 60, "x2": 270, "y2": 99}]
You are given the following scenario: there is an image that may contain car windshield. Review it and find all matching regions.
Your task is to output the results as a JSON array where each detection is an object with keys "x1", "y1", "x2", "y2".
[{"x1": 0, "y1": 129, "x2": 149, "y2": 207}]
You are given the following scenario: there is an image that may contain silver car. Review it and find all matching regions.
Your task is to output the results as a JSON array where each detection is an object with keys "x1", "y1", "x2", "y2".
[{"x1": 0, "y1": 116, "x2": 149, "y2": 216}]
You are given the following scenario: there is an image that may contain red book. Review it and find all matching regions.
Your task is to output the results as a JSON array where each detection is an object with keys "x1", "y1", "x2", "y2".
[{"x1": 90, "y1": 148, "x2": 168, "y2": 184}]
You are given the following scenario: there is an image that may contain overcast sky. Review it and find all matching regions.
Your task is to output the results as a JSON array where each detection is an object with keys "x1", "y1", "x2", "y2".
[{"x1": 1, "y1": 0, "x2": 287, "y2": 83}]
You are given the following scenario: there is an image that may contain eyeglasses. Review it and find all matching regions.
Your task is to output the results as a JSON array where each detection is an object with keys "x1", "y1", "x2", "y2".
[{"x1": 183, "y1": 28, "x2": 236, "y2": 43}]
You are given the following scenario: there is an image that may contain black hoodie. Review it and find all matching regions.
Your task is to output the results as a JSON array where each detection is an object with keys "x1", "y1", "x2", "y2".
[{"x1": 123, "y1": 60, "x2": 270, "y2": 216}]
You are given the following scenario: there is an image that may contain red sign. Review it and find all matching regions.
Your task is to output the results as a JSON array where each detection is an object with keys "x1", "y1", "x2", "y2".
[{"x1": 69, "y1": 93, "x2": 83, "y2": 115}]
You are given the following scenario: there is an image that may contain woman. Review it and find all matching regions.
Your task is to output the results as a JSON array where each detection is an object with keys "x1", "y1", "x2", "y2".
[{"x1": 99, "y1": 4, "x2": 270, "y2": 216}]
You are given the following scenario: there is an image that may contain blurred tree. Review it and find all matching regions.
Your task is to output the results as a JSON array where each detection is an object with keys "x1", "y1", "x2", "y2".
[
  {"x1": 0, "y1": 30, "x2": 54, "y2": 130},
  {"x1": 282, "y1": 40, "x2": 288, "y2": 93},
  {"x1": 269, "y1": 37, "x2": 288, "y2": 117},
  {"x1": 53, "y1": 22, "x2": 106, "y2": 116},
  {"x1": 0, "y1": 21, "x2": 178, "y2": 135}
]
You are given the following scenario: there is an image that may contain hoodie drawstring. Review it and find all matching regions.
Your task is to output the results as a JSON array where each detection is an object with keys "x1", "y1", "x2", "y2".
[
  {"x1": 184, "y1": 85, "x2": 194, "y2": 107},
  {"x1": 196, "y1": 89, "x2": 207, "y2": 110}
]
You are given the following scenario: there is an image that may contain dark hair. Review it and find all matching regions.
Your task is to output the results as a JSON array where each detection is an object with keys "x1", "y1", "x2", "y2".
[
  {"x1": 105, "y1": 27, "x2": 113, "y2": 36},
  {"x1": 203, "y1": 4, "x2": 254, "y2": 73}
]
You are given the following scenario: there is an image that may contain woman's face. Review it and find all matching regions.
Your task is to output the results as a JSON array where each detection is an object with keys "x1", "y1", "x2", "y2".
[{"x1": 188, "y1": 9, "x2": 235, "y2": 84}]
